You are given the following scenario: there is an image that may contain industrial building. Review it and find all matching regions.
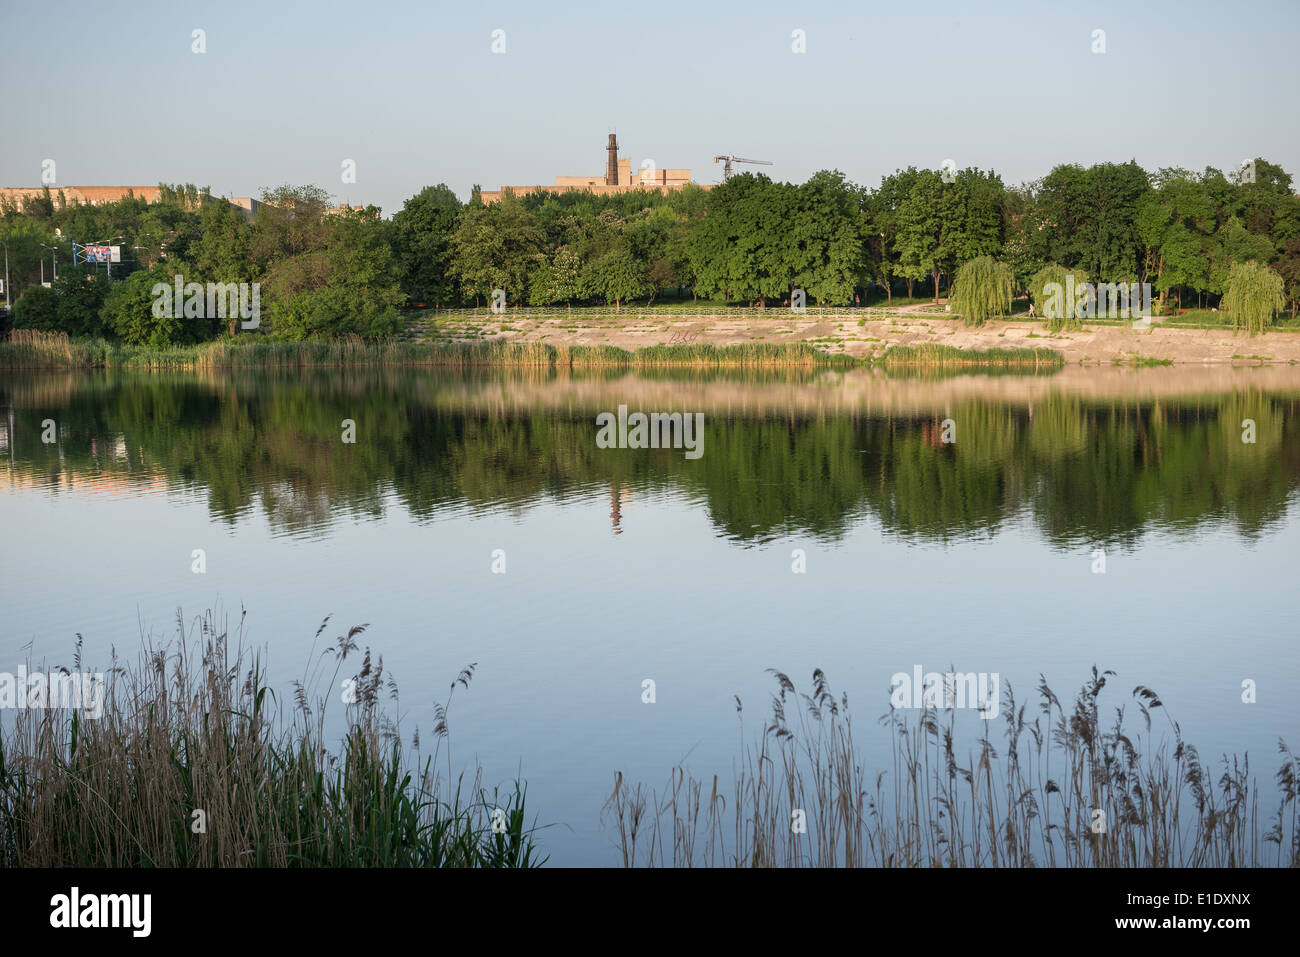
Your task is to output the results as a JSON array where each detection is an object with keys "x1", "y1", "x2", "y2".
[
  {"x1": 480, "y1": 134, "x2": 699, "y2": 204},
  {"x1": 0, "y1": 186, "x2": 368, "y2": 221}
]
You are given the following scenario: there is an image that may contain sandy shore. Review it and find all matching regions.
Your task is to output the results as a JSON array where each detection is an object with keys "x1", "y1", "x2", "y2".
[{"x1": 423, "y1": 306, "x2": 1300, "y2": 365}]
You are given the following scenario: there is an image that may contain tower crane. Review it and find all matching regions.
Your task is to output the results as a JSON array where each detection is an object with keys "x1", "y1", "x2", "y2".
[{"x1": 712, "y1": 154, "x2": 773, "y2": 180}]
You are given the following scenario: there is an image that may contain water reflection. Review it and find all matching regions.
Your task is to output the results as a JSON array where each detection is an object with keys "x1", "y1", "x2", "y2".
[{"x1": 3, "y1": 367, "x2": 1298, "y2": 548}]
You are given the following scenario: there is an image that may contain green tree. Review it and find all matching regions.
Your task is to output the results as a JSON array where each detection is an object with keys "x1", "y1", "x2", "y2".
[
  {"x1": 1031, "y1": 263, "x2": 1091, "y2": 331},
  {"x1": 0, "y1": 217, "x2": 57, "y2": 301},
  {"x1": 951, "y1": 256, "x2": 1012, "y2": 326},
  {"x1": 895, "y1": 167, "x2": 1004, "y2": 303},
  {"x1": 1031, "y1": 162, "x2": 1149, "y2": 281},
  {"x1": 250, "y1": 184, "x2": 332, "y2": 270},
  {"x1": 869, "y1": 167, "x2": 922, "y2": 299},
  {"x1": 186, "y1": 195, "x2": 254, "y2": 282},
  {"x1": 390, "y1": 184, "x2": 462, "y2": 307},
  {"x1": 449, "y1": 195, "x2": 544, "y2": 306},
  {"x1": 789, "y1": 170, "x2": 862, "y2": 306},
  {"x1": 263, "y1": 207, "x2": 405, "y2": 339},
  {"x1": 1275, "y1": 238, "x2": 1300, "y2": 320},
  {"x1": 581, "y1": 250, "x2": 651, "y2": 312},
  {"x1": 528, "y1": 246, "x2": 582, "y2": 306},
  {"x1": 54, "y1": 268, "x2": 112, "y2": 337},
  {"x1": 1222, "y1": 260, "x2": 1285, "y2": 335}
]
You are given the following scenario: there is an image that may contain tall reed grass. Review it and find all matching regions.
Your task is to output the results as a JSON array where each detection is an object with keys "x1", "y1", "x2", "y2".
[
  {"x1": 0, "y1": 333, "x2": 856, "y2": 371},
  {"x1": 880, "y1": 343, "x2": 1064, "y2": 368},
  {"x1": 0, "y1": 609, "x2": 546, "y2": 867},
  {"x1": 604, "y1": 668, "x2": 1298, "y2": 867}
]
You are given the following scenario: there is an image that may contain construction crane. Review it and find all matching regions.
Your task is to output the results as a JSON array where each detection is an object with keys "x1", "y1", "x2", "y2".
[{"x1": 713, "y1": 154, "x2": 773, "y2": 180}]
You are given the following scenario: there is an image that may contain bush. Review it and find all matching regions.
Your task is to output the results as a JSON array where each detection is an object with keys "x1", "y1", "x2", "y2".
[
  {"x1": 101, "y1": 265, "x2": 210, "y2": 346},
  {"x1": 11, "y1": 284, "x2": 60, "y2": 331}
]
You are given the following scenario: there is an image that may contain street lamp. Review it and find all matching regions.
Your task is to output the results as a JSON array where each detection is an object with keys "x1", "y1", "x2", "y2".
[
  {"x1": 1, "y1": 240, "x2": 10, "y2": 315},
  {"x1": 39, "y1": 243, "x2": 58, "y2": 283}
]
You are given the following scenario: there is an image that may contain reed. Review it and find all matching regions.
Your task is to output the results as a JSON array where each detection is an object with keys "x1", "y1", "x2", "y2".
[
  {"x1": 0, "y1": 335, "x2": 855, "y2": 370},
  {"x1": 604, "y1": 668, "x2": 1298, "y2": 867},
  {"x1": 879, "y1": 343, "x2": 1064, "y2": 368},
  {"x1": 628, "y1": 342, "x2": 855, "y2": 368},
  {"x1": 0, "y1": 609, "x2": 546, "y2": 867}
]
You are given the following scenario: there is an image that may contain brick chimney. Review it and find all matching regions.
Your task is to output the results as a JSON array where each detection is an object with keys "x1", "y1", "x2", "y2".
[{"x1": 605, "y1": 133, "x2": 619, "y2": 186}]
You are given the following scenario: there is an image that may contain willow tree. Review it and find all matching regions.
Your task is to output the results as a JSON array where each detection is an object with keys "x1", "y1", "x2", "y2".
[
  {"x1": 1223, "y1": 260, "x2": 1285, "y2": 336},
  {"x1": 1031, "y1": 263, "x2": 1091, "y2": 332},
  {"x1": 951, "y1": 256, "x2": 1012, "y2": 326}
]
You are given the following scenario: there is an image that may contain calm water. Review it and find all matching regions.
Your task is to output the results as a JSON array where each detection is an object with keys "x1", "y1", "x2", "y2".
[{"x1": 2, "y1": 366, "x2": 1298, "y2": 865}]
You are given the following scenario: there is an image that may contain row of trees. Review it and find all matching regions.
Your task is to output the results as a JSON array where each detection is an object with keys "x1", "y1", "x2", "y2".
[
  {"x1": 3, "y1": 157, "x2": 1298, "y2": 344},
  {"x1": 2, "y1": 185, "x2": 404, "y2": 345}
]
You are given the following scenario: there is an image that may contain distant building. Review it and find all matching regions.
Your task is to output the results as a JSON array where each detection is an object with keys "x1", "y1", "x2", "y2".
[
  {"x1": 0, "y1": 188, "x2": 338, "y2": 222},
  {"x1": 480, "y1": 134, "x2": 701, "y2": 204},
  {"x1": 225, "y1": 196, "x2": 263, "y2": 219},
  {"x1": 0, "y1": 185, "x2": 163, "y2": 208}
]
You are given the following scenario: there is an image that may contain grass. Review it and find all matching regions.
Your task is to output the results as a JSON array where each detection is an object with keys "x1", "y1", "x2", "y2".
[
  {"x1": 604, "y1": 668, "x2": 1299, "y2": 868},
  {"x1": 878, "y1": 343, "x2": 1064, "y2": 369},
  {"x1": 0, "y1": 608, "x2": 547, "y2": 867},
  {"x1": 0, "y1": 332, "x2": 859, "y2": 371}
]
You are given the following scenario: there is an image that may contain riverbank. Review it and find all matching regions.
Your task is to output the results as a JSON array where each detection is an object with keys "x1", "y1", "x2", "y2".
[
  {"x1": 416, "y1": 307, "x2": 1300, "y2": 366},
  {"x1": 4, "y1": 310, "x2": 1298, "y2": 370},
  {"x1": 0, "y1": 330, "x2": 1048, "y2": 371}
]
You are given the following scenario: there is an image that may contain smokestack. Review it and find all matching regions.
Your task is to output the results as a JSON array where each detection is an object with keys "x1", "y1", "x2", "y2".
[{"x1": 606, "y1": 133, "x2": 619, "y2": 186}]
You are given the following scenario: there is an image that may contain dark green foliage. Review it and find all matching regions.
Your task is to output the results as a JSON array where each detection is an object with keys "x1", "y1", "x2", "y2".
[
  {"x1": 101, "y1": 264, "x2": 210, "y2": 346},
  {"x1": 2, "y1": 156, "x2": 1299, "y2": 342},
  {"x1": 0, "y1": 611, "x2": 547, "y2": 867},
  {"x1": 11, "y1": 283, "x2": 59, "y2": 331},
  {"x1": 390, "y1": 184, "x2": 462, "y2": 306}
]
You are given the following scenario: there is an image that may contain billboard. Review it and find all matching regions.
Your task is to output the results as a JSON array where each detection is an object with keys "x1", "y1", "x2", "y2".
[{"x1": 83, "y1": 244, "x2": 111, "y2": 263}]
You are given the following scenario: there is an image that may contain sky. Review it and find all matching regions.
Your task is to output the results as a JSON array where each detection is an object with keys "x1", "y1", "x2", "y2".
[{"x1": 2, "y1": 0, "x2": 1297, "y2": 216}]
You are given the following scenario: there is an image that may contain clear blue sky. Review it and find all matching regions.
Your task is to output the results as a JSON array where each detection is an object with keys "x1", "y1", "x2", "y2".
[{"x1": 2, "y1": 0, "x2": 1296, "y2": 215}]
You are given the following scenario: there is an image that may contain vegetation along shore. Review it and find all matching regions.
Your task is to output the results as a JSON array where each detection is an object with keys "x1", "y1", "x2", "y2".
[
  {"x1": 2, "y1": 155, "x2": 1297, "y2": 355},
  {"x1": 1, "y1": 611, "x2": 1294, "y2": 867}
]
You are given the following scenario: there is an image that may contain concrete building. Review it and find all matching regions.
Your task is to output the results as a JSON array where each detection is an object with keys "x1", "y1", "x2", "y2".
[
  {"x1": 1, "y1": 187, "x2": 277, "y2": 221},
  {"x1": 0, "y1": 185, "x2": 163, "y2": 208},
  {"x1": 480, "y1": 134, "x2": 699, "y2": 204}
]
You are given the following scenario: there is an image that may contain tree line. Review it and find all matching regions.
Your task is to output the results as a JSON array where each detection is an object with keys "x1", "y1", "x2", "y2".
[{"x1": 2, "y1": 157, "x2": 1298, "y2": 345}]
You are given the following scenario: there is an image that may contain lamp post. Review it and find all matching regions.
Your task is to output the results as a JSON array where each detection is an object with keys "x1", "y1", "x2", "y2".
[
  {"x1": 1, "y1": 240, "x2": 10, "y2": 315},
  {"x1": 39, "y1": 243, "x2": 57, "y2": 282}
]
